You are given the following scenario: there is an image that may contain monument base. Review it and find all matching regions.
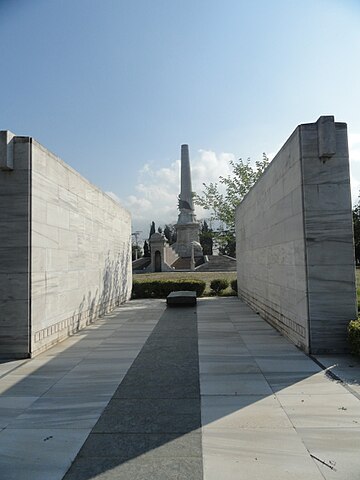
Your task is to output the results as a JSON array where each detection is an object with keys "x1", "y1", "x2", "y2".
[{"x1": 173, "y1": 223, "x2": 202, "y2": 257}]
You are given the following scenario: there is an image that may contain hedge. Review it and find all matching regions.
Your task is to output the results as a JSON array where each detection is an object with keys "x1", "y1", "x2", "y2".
[
  {"x1": 132, "y1": 279, "x2": 206, "y2": 299},
  {"x1": 231, "y1": 279, "x2": 238, "y2": 293},
  {"x1": 210, "y1": 278, "x2": 229, "y2": 294},
  {"x1": 348, "y1": 320, "x2": 360, "y2": 356}
]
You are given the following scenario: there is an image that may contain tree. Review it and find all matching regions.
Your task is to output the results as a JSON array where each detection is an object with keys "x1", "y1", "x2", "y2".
[
  {"x1": 199, "y1": 220, "x2": 214, "y2": 255},
  {"x1": 353, "y1": 197, "x2": 360, "y2": 265},
  {"x1": 143, "y1": 240, "x2": 150, "y2": 257},
  {"x1": 157, "y1": 226, "x2": 163, "y2": 234},
  {"x1": 194, "y1": 154, "x2": 269, "y2": 256},
  {"x1": 149, "y1": 221, "x2": 156, "y2": 239}
]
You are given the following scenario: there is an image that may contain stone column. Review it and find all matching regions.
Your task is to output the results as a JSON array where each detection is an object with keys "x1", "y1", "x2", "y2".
[{"x1": 180, "y1": 144, "x2": 194, "y2": 211}]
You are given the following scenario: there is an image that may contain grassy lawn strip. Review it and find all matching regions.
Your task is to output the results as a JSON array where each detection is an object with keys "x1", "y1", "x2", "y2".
[{"x1": 133, "y1": 271, "x2": 237, "y2": 296}]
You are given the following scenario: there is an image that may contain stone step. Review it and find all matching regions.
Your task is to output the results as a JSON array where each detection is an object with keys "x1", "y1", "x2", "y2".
[{"x1": 196, "y1": 255, "x2": 236, "y2": 272}]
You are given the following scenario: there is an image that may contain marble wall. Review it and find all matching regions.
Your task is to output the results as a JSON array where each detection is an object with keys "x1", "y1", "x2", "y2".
[
  {"x1": 235, "y1": 116, "x2": 357, "y2": 353},
  {"x1": 0, "y1": 132, "x2": 132, "y2": 358},
  {"x1": 0, "y1": 134, "x2": 31, "y2": 357}
]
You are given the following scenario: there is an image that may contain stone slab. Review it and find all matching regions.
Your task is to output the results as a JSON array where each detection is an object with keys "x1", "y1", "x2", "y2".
[
  {"x1": 167, "y1": 290, "x2": 197, "y2": 306},
  {"x1": 63, "y1": 457, "x2": 203, "y2": 480}
]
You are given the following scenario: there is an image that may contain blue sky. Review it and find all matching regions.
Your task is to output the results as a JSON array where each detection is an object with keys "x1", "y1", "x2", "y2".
[{"x1": 1, "y1": 0, "x2": 360, "y2": 237}]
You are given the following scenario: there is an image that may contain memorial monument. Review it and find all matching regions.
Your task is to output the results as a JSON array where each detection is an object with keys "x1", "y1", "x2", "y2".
[
  {"x1": 171, "y1": 144, "x2": 202, "y2": 258},
  {"x1": 148, "y1": 144, "x2": 203, "y2": 272},
  {"x1": 144, "y1": 143, "x2": 235, "y2": 272}
]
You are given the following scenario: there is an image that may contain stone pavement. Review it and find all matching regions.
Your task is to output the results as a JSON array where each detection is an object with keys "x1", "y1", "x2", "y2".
[{"x1": 0, "y1": 297, "x2": 359, "y2": 479}]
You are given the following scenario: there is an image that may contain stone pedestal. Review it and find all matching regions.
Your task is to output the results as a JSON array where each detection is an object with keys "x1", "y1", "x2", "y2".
[{"x1": 173, "y1": 223, "x2": 202, "y2": 257}]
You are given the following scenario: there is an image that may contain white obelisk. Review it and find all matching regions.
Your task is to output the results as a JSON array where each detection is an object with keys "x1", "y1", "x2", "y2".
[
  {"x1": 173, "y1": 144, "x2": 202, "y2": 257},
  {"x1": 178, "y1": 144, "x2": 196, "y2": 224}
]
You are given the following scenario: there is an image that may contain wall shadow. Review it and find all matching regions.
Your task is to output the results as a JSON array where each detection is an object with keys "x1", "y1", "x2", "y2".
[{"x1": 68, "y1": 246, "x2": 132, "y2": 337}]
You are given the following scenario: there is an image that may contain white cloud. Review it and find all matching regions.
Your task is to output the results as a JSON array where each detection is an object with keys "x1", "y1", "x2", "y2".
[
  {"x1": 349, "y1": 133, "x2": 360, "y2": 203},
  {"x1": 118, "y1": 149, "x2": 235, "y2": 237},
  {"x1": 112, "y1": 134, "x2": 360, "y2": 239},
  {"x1": 349, "y1": 133, "x2": 360, "y2": 163}
]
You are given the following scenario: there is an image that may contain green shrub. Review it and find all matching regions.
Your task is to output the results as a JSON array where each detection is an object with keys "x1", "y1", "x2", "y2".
[
  {"x1": 348, "y1": 320, "x2": 360, "y2": 356},
  {"x1": 132, "y1": 279, "x2": 206, "y2": 299},
  {"x1": 210, "y1": 278, "x2": 229, "y2": 294},
  {"x1": 231, "y1": 279, "x2": 238, "y2": 293}
]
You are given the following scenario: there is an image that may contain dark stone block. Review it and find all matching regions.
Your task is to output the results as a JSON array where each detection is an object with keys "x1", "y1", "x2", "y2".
[{"x1": 166, "y1": 291, "x2": 197, "y2": 307}]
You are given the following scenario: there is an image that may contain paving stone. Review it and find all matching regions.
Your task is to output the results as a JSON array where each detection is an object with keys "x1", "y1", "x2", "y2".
[
  {"x1": 254, "y1": 356, "x2": 322, "y2": 373},
  {"x1": 201, "y1": 395, "x2": 293, "y2": 429},
  {"x1": 7, "y1": 396, "x2": 109, "y2": 429},
  {"x1": 93, "y1": 398, "x2": 201, "y2": 433},
  {"x1": 277, "y1": 393, "x2": 360, "y2": 428},
  {"x1": 64, "y1": 457, "x2": 203, "y2": 480},
  {"x1": 0, "y1": 428, "x2": 90, "y2": 480},
  {"x1": 200, "y1": 373, "x2": 273, "y2": 396},
  {"x1": 266, "y1": 371, "x2": 348, "y2": 395},
  {"x1": 297, "y1": 427, "x2": 360, "y2": 479},
  {"x1": 202, "y1": 428, "x2": 324, "y2": 480},
  {"x1": 78, "y1": 432, "x2": 201, "y2": 459}
]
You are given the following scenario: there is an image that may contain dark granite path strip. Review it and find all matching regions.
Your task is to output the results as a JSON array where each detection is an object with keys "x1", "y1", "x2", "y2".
[{"x1": 63, "y1": 306, "x2": 202, "y2": 480}]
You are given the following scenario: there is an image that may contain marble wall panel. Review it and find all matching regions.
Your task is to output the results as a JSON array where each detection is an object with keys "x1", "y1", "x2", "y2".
[
  {"x1": 0, "y1": 136, "x2": 30, "y2": 358},
  {"x1": 235, "y1": 117, "x2": 356, "y2": 353},
  {"x1": 0, "y1": 131, "x2": 132, "y2": 358},
  {"x1": 30, "y1": 140, "x2": 132, "y2": 356}
]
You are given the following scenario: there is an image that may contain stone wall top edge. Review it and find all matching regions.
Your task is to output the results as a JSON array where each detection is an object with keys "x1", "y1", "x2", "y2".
[
  {"x1": 298, "y1": 119, "x2": 346, "y2": 129},
  {"x1": 0, "y1": 130, "x2": 16, "y2": 137},
  {"x1": 30, "y1": 138, "x2": 131, "y2": 219}
]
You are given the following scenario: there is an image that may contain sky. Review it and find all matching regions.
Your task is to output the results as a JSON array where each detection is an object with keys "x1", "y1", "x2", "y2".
[{"x1": 1, "y1": 0, "x2": 360, "y2": 241}]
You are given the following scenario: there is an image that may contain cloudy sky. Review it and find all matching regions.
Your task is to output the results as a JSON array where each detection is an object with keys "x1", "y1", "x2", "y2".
[{"x1": 1, "y1": 0, "x2": 360, "y2": 240}]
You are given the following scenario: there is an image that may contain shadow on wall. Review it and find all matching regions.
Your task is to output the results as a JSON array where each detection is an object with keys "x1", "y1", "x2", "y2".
[{"x1": 69, "y1": 244, "x2": 132, "y2": 336}]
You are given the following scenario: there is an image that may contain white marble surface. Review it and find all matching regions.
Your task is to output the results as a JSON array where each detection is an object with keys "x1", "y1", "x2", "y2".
[
  {"x1": 0, "y1": 299, "x2": 161, "y2": 480},
  {"x1": 198, "y1": 297, "x2": 360, "y2": 480},
  {"x1": 0, "y1": 297, "x2": 359, "y2": 480},
  {"x1": 235, "y1": 117, "x2": 356, "y2": 354}
]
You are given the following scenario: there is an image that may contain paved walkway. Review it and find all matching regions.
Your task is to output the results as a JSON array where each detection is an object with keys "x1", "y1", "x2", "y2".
[{"x1": 0, "y1": 298, "x2": 359, "y2": 479}]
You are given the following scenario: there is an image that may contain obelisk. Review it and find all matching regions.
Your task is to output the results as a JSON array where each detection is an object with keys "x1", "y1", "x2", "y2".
[
  {"x1": 173, "y1": 144, "x2": 202, "y2": 258},
  {"x1": 178, "y1": 144, "x2": 196, "y2": 224}
]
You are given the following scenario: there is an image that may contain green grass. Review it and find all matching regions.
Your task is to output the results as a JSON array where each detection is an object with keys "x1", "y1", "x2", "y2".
[{"x1": 133, "y1": 271, "x2": 237, "y2": 296}]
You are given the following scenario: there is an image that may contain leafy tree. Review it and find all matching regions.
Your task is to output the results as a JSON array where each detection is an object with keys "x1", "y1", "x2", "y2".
[
  {"x1": 143, "y1": 240, "x2": 150, "y2": 257},
  {"x1": 199, "y1": 220, "x2": 214, "y2": 255},
  {"x1": 194, "y1": 154, "x2": 269, "y2": 256},
  {"x1": 353, "y1": 197, "x2": 360, "y2": 265},
  {"x1": 149, "y1": 221, "x2": 156, "y2": 239},
  {"x1": 157, "y1": 226, "x2": 163, "y2": 234}
]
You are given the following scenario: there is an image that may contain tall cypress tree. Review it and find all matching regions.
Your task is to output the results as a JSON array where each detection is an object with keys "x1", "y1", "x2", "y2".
[{"x1": 143, "y1": 240, "x2": 150, "y2": 257}]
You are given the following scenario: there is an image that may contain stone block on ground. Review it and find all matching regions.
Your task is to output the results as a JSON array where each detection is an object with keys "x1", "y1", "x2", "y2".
[{"x1": 167, "y1": 291, "x2": 197, "y2": 307}]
